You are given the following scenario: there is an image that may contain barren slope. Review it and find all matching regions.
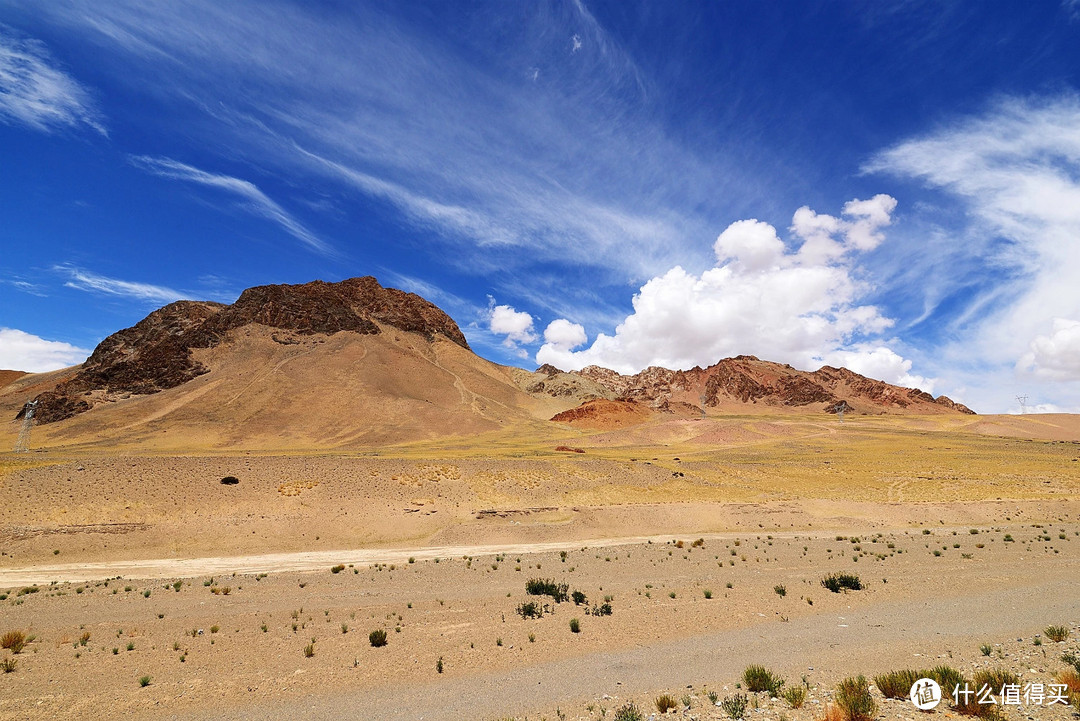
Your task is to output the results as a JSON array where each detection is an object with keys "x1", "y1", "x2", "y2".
[{"x1": 0, "y1": 324, "x2": 562, "y2": 451}]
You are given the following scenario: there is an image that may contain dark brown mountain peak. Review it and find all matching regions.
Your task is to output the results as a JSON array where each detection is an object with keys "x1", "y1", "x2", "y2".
[{"x1": 25, "y1": 276, "x2": 470, "y2": 424}]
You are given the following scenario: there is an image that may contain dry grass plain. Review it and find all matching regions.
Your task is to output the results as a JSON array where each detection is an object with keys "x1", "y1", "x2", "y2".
[{"x1": 1, "y1": 412, "x2": 1079, "y2": 719}]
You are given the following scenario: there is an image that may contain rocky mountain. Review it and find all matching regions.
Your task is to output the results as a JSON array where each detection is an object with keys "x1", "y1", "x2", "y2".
[
  {"x1": 25, "y1": 277, "x2": 469, "y2": 424},
  {"x1": 1, "y1": 275, "x2": 978, "y2": 452},
  {"x1": 566, "y1": 355, "x2": 973, "y2": 415}
]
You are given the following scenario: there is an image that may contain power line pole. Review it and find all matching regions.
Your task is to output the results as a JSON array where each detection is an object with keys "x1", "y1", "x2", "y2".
[
  {"x1": 1015, "y1": 395, "x2": 1028, "y2": 415},
  {"x1": 14, "y1": 400, "x2": 38, "y2": 453}
]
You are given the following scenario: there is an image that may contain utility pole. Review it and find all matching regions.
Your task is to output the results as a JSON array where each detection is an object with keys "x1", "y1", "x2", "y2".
[
  {"x1": 1015, "y1": 395, "x2": 1028, "y2": 415},
  {"x1": 14, "y1": 400, "x2": 39, "y2": 453}
]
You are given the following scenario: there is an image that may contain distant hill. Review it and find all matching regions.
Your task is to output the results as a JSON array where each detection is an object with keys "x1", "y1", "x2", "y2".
[
  {"x1": 564, "y1": 355, "x2": 972, "y2": 417},
  {"x1": 1, "y1": 276, "x2": 973, "y2": 452},
  {"x1": 0, "y1": 370, "x2": 26, "y2": 390}
]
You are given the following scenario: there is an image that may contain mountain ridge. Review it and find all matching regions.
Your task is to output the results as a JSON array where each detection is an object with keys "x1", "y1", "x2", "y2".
[
  {"x1": 559, "y1": 355, "x2": 973, "y2": 415},
  {"x1": 8, "y1": 276, "x2": 974, "y2": 445}
]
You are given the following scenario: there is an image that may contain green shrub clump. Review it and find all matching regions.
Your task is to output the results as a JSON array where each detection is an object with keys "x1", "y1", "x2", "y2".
[
  {"x1": 720, "y1": 693, "x2": 748, "y2": 720},
  {"x1": 835, "y1": 676, "x2": 876, "y2": 721},
  {"x1": 743, "y1": 665, "x2": 784, "y2": 696},
  {"x1": 525, "y1": 578, "x2": 569, "y2": 603},
  {"x1": 821, "y1": 573, "x2": 862, "y2": 593},
  {"x1": 874, "y1": 669, "x2": 919, "y2": 699}
]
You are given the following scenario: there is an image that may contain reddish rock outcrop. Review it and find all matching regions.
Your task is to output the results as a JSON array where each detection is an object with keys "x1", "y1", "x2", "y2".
[{"x1": 569, "y1": 355, "x2": 975, "y2": 415}]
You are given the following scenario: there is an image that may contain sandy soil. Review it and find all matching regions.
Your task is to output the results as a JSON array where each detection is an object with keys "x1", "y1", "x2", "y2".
[{"x1": 1, "y1": 415, "x2": 1079, "y2": 719}]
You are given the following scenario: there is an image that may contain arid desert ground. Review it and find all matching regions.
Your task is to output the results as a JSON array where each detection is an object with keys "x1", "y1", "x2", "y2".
[{"x1": 2, "y1": 412, "x2": 1080, "y2": 720}]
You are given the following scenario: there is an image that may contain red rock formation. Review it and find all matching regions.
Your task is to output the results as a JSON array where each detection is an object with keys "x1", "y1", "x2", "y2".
[{"x1": 570, "y1": 356, "x2": 975, "y2": 415}]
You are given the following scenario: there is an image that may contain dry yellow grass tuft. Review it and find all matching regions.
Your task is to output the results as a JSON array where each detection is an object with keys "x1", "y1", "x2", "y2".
[{"x1": 278, "y1": 480, "x2": 319, "y2": 497}]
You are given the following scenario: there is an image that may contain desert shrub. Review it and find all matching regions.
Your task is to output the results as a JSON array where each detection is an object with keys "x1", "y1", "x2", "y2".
[
  {"x1": 953, "y1": 691, "x2": 1002, "y2": 719},
  {"x1": 516, "y1": 601, "x2": 543, "y2": 619},
  {"x1": 927, "y1": 665, "x2": 965, "y2": 697},
  {"x1": 1065, "y1": 651, "x2": 1080, "y2": 674},
  {"x1": 79, "y1": 632, "x2": 90, "y2": 646},
  {"x1": 220, "y1": 476, "x2": 239, "y2": 485},
  {"x1": 774, "y1": 584, "x2": 787, "y2": 597},
  {"x1": 1045, "y1": 625, "x2": 1070, "y2": 642},
  {"x1": 0, "y1": 658, "x2": 16, "y2": 673},
  {"x1": 655, "y1": 694, "x2": 678, "y2": 713},
  {"x1": 139, "y1": 675, "x2": 151, "y2": 687},
  {"x1": 782, "y1": 684, "x2": 807, "y2": 708},
  {"x1": 979, "y1": 643, "x2": 992, "y2": 656},
  {"x1": 874, "y1": 669, "x2": 919, "y2": 699},
  {"x1": 590, "y1": 603, "x2": 612, "y2": 616},
  {"x1": 369, "y1": 629, "x2": 388, "y2": 647},
  {"x1": 743, "y1": 665, "x2": 784, "y2": 696},
  {"x1": 612, "y1": 702, "x2": 643, "y2": 721},
  {"x1": 1057, "y1": 668, "x2": 1080, "y2": 700},
  {"x1": 821, "y1": 573, "x2": 862, "y2": 593},
  {"x1": 704, "y1": 589, "x2": 713, "y2": 599},
  {"x1": 720, "y1": 693, "x2": 748, "y2": 720},
  {"x1": 525, "y1": 578, "x2": 569, "y2": 602},
  {"x1": 569, "y1": 618, "x2": 581, "y2": 633},
  {"x1": 571, "y1": 590, "x2": 586, "y2": 605},
  {"x1": 819, "y1": 705, "x2": 844, "y2": 721},
  {"x1": 972, "y1": 668, "x2": 1019, "y2": 692},
  {"x1": 173, "y1": 581, "x2": 182, "y2": 592},
  {"x1": 330, "y1": 564, "x2": 345, "y2": 574},
  {"x1": 303, "y1": 643, "x2": 314, "y2": 657},
  {"x1": 835, "y1": 676, "x2": 876, "y2": 721},
  {"x1": 1, "y1": 631, "x2": 26, "y2": 654},
  {"x1": 436, "y1": 656, "x2": 443, "y2": 673}
]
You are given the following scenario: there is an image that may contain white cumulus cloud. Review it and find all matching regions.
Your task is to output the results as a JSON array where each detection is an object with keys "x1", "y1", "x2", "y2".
[
  {"x1": 0, "y1": 328, "x2": 89, "y2": 372},
  {"x1": 0, "y1": 28, "x2": 106, "y2": 135},
  {"x1": 542, "y1": 318, "x2": 587, "y2": 351},
  {"x1": 537, "y1": 196, "x2": 922, "y2": 381},
  {"x1": 487, "y1": 301, "x2": 537, "y2": 347},
  {"x1": 822, "y1": 345, "x2": 935, "y2": 393},
  {"x1": 1018, "y1": 318, "x2": 1080, "y2": 380}
]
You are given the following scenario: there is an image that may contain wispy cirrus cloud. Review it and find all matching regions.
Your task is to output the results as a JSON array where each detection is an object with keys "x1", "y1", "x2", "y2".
[
  {"x1": 55, "y1": 264, "x2": 185, "y2": 303},
  {"x1": 867, "y1": 94, "x2": 1080, "y2": 410},
  {"x1": 0, "y1": 26, "x2": 105, "y2": 135},
  {"x1": 129, "y1": 156, "x2": 332, "y2": 256},
  {"x1": 20, "y1": 0, "x2": 760, "y2": 280}
]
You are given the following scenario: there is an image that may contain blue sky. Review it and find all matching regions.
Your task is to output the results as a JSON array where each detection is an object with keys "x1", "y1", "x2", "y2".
[{"x1": 2, "y1": 1, "x2": 1080, "y2": 414}]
